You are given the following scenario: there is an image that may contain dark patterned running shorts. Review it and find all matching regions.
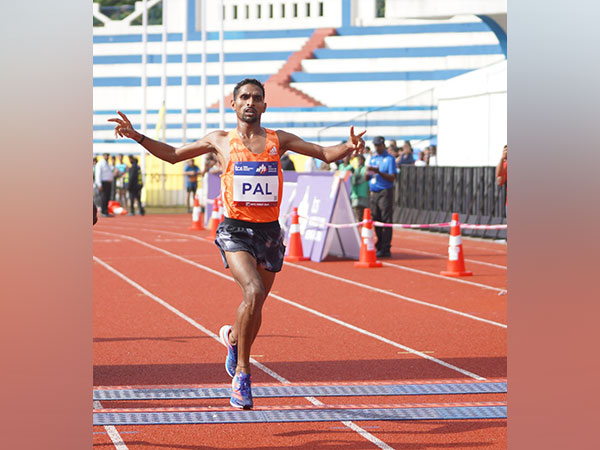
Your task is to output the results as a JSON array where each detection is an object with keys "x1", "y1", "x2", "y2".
[{"x1": 214, "y1": 217, "x2": 286, "y2": 273}]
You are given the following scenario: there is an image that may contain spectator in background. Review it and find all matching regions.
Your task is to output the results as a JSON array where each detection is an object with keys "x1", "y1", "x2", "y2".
[
  {"x1": 351, "y1": 154, "x2": 369, "y2": 222},
  {"x1": 114, "y1": 154, "x2": 129, "y2": 207},
  {"x1": 184, "y1": 158, "x2": 201, "y2": 212},
  {"x1": 414, "y1": 150, "x2": 427, "y2": 166},
  {"x1": 93, "y1": 156, "x2": 101, "y2": 207},
  {"x1": 203, "y1": 152, "x2": 222, "y2": 175},
  {"x1": 336, "y1": 154, "x2": 354, "y2": 175},
  {"x1": 496, "y1": 144, "x2": 507, "y2": 214},
  {"x1": 304, "y1": 156, "x2": 318, "y2": 172},
  {"x1": 387, "y1": 145, "x2": 398, "y2": 160},
  {"x1": 363, "y1": 145, "x2": 372, "y2": 166},
  {"x1": 93, "y1": 156, "x2": 99, "y2": 225},
  {"x1": 366, "y1": 136, "x2": 397, "y2": 258},
  {"x1": 423, "y1": 146, "x2": 431, "y2": 164},
  {"x1": 127, "y1": 156, "x2": 145, "y2": 216},
  {"x1": 396, "y1": 140, "x2": 415, "y2": 166},
  {"x1": 94, "y1": 153, "x2": 115, "y2": 217},
  {"x1": 427, "y1": 144, "x2": 437, "y2": 166},
  {"x1": 109, "y1": 155, "x2": 119, "y2": 200},
  {"x1": 319, "y1": 160, "x2": 332, "y2": 171},
  {"x1": 331, "y1": 141, "x2": 350, "y2": 171},
  {"x1": 388, "y1": 139, "x2": 398, "y2": 153},
  {"x1": 387, "y1": 139, "x2": 399, "y2": 160},
  {"x1": 280, "y1": 153, "x2": 296, "y2": 171},
  {"x1": 496, "y1": 144, "x2": 507, "y2": 186}
]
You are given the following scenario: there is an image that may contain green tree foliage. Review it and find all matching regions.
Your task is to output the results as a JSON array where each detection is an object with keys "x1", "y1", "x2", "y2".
[
  {"x1": 94, "y1": 0, "x2": 162, "y2": 25},
  {"x1": 96, "y1": 0, "x2": 136, "y2": 6},
  {"x1": 131, "y1": 2, "x2": 163, "y2": 26},
  {"x1": 376, "y1": 0, "x2": 386, "y2": 18}
]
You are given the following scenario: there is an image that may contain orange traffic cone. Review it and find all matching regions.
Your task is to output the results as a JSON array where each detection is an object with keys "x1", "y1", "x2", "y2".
[
  {"x1": 354, "y1": 208, "x2": 382, "y2": 268},
  {"x1": 108, "y1": 200, "x2": 127, "y2": 215},
  {"x1": 207, "y1": 197, "x2": 220, "y2": 240},
  {"x1": 440, "y1": 213, "x2": 473, "y2": 277},
  {"x1": 188, "y1": 194, "x2": 204, "y2": 230},
  {"x1": 284, "y1": 207, "x2": 309, "y2": 261}
]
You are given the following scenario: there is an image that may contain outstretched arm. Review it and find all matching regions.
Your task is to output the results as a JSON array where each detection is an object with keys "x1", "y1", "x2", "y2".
[
  {"x1": 109, "y1": 111, "x2": 221, "y2": 164},
  {"x1": 277, "y1": 126, "x2": 366, "y2": 163}
]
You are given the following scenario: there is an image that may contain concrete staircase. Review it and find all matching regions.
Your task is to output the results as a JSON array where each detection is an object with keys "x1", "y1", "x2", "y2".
[{"x1": 213, "y1": 28, "x2": 336, "y2": 108}]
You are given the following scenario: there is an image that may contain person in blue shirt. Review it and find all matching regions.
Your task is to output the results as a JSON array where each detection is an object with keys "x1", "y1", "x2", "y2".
[
  {"x1": 366, "y1": 136, "x2": 397, "y2": 258},
  {"x1": 396, "y1": 140, "x2": 415, "y2": 166},
  {"x1": 184, "y1": 159, "x2": 201, "y2": 212}
]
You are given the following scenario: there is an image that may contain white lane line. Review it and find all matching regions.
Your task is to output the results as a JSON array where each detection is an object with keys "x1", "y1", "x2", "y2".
[
  {"x1": 95, "y1": 226, "x2": 507, "y2": 328},
  {"x1": 95, "y1": 231, "x2": 490, "y2": 378},
  {"x1": 392, "y1": 232, "x2": 507, "y2": 254},
  {"x1": 269, "y1": 291, "x2": 485, "y2": 380},
  {"x1": 381, "y1": 261, "x2": 506, "y2": 293},
  {"x1": 285, "y1": 262, "x2": 507, "y2": 329},
  {"x1": 93, "y1": 256, "x2": 394, "y2": 450},
  {"x1": 391, "y1": 246, "x2": 507, "y2": 270},
  {"x1": 93, "y1": 400, "x2": 129, "y2": 450},
  {"x1": 99, "y1": 224, "x2": 507, "y2": 271}
]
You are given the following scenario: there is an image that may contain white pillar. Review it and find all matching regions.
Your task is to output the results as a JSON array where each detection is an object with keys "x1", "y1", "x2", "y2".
[{"x1": 218, "y1": 0, "x2": 225, "y2": 130}]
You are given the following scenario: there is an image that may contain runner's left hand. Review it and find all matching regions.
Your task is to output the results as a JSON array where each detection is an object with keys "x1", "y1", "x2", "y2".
[{"x1": 349, "y1": 126, "x2": 366, "y2": 155}]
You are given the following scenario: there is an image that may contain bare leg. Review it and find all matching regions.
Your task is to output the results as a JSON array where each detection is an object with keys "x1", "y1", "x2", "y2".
[
  {"x1": 224, "y1": 251, "x2": 276, "y2": 375},
  {"x1": 245, "y1": 264, "x2": 275, "y2": 347}
]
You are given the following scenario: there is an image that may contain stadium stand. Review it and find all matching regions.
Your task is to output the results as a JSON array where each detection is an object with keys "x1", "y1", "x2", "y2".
[
  {"x1": 293, "y1": 17, "x2": 505, "y2": 107},
  {"x1": 93, "y1": 1, "x2": 505, "y2": 153}
]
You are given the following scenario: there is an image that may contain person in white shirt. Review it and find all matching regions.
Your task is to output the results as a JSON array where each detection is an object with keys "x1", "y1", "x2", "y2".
[
  {"x1": 426, "y1": 145, "x2": 437, "y2": 166},
  {"x1": 414, "y1": 151, "x2": 427, "y2": 166},
  {"x1": 304, "y1": 156, "x2": 318, "y2": 172},
  {"x1": 94, "y1": 153, "x2": 115, "y2": 217}
]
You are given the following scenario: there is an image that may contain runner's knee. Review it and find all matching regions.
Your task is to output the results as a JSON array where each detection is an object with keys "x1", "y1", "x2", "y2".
[{"x1": 240, "y1": 279, "x2": 266, "y2": 307}]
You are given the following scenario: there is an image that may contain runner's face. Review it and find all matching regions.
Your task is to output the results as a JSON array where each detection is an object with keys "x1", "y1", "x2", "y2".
[{"x1": 233, "y1": 84, "x2": 266, "y2": 124}]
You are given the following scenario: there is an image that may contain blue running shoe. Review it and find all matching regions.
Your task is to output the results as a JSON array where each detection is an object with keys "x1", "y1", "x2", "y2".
[
  {"x1": 219, "y1": 325, "x2": 237, "y2": 378},
  {"x1": 230, "y1": 372, "x2": 253, "y2": 409}
]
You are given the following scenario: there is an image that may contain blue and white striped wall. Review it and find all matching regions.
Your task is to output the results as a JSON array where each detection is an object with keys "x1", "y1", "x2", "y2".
[{"x1": 93, "y1": 1, "x2": 504, "y2": 155}]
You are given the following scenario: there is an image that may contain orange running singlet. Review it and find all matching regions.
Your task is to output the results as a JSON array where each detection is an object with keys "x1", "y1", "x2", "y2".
[{"x1": 221, "y1": 129, "x2": 283, "y2": 222}]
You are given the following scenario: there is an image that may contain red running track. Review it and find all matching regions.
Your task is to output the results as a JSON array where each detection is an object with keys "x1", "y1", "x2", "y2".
[{"x1": 93, "y1": 214, "x2": 507, "y2": 449}]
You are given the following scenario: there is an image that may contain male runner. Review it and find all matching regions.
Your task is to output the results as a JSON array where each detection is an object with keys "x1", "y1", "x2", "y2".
[{"x1": 109, "y1": 78, "x2": 365, "y2": 409}]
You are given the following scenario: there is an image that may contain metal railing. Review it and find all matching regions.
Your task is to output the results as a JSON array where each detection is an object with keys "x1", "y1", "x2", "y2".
[{"x1": 316, "y1": 88, "x2": 437, "y2": 148}]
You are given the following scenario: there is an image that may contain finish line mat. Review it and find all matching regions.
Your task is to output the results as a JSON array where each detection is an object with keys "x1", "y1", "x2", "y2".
[
  {"x1": 93, "y1": 401, "x2": 507, "y2": 425},
  {"x1": 94, "y1": 379, "x2": 507, "y2": 401}
]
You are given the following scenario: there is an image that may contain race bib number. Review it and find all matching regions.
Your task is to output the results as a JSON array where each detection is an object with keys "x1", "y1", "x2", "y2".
[{"x1": 233, "y1": 161, "x2": 279, "y2": 206}]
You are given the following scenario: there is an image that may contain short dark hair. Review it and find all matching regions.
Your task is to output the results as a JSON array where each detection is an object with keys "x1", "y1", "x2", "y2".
[{"x1": 233, "y1": 78, "x2": 265, "y2": 100}]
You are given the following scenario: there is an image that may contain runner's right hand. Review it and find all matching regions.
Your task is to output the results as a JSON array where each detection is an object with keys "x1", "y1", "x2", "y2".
[{"x1": 108, "y1": 111, "x2": 139, "y2": 141}]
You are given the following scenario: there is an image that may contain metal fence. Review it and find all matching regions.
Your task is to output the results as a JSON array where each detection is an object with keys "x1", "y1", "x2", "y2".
[
  {"x1": 136, "y1": 167, "x2": 506, "y2": 239},
  {"x1": 393, "y1": 166, "x2": 507, "y2": 239}
]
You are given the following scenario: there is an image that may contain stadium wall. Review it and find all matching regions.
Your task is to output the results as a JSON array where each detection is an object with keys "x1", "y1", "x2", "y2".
[
  {"x1": 93, "y1": 0, "x2": 506, "y2": 184},
  {"x1": 435, "y1": 60, "x2": 507, "y2": 166}
]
